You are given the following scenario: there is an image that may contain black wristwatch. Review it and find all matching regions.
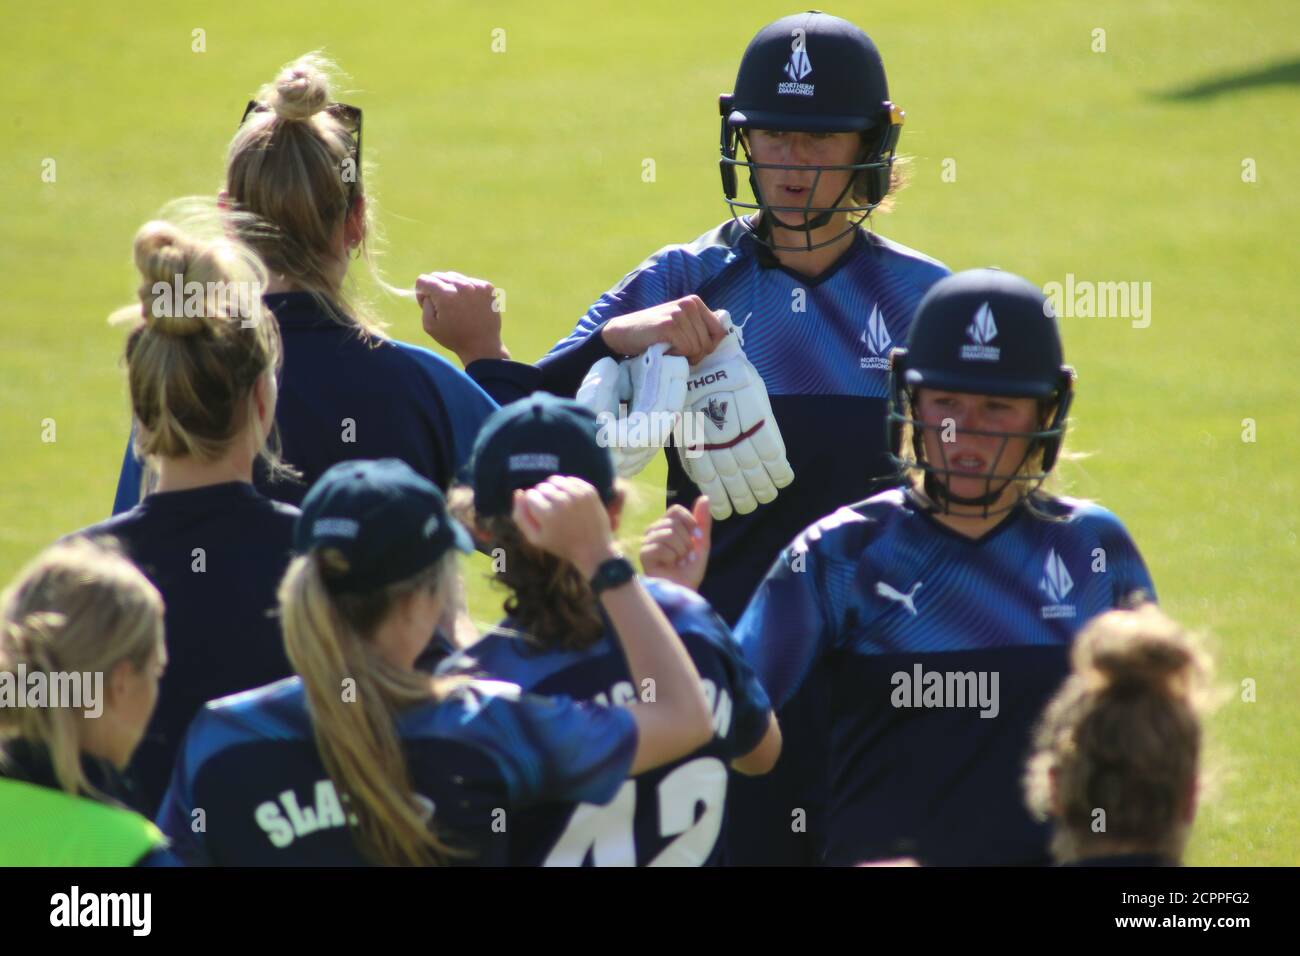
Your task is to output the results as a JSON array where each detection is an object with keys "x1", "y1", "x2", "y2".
[{"x1": 589, "y1": 556, "x2": 636, "y2": 596}]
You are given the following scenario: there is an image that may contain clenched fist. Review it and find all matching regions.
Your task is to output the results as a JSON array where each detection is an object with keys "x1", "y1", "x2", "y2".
[
  {"x1": 600, "y1": 295, "x2": 727, "y2": 366},
  {"x1": 639, "y1": 496, "x2": 712, "y2": 592},
  {"x1": 416, "y1": 271, "x2": 509, "y2": 366}
]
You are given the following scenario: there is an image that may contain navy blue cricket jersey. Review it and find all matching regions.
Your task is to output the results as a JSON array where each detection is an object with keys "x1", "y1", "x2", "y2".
[
  {"x1": 71, "y1": 482, "x2": 298, "y2": 817},
  {"x1": 442, "y1": 578, "x2": 772, "y2": 866},
  {"x1": 156, "y1": 675, "x2": 638, "y2": 866},
  {"x1": 734, "y1": 489, "x2": 1156, "y2": 866},
  {"x1": 466, "y1": 221, "x2": 948, "y2": 624},
  {"x1": 112, "y1": 292, "x2": 498, "y2": 512}
]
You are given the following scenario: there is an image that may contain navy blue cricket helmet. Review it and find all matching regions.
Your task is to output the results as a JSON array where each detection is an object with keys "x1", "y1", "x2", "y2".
[
  {"x1": 886, "y1": 269, "x2": 1076, "y2": 511},
  {"x1": 719, "y1": 11, "x2": 905, "y2": 251}
]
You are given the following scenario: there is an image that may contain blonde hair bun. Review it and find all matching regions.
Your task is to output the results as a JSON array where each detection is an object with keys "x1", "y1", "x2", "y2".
[
  {"x1": 270, "y1": 57, "x2": 331, "y2": 121},
  {"x1": 108, "y1": 202, "x2": 294, "y2": 473},
  {"x1": 1077, "y1": 604, "x2": 1208, "y2": 703},
  {"x1": 132, "y1": 221, "x2": 205, "y2": 336}
]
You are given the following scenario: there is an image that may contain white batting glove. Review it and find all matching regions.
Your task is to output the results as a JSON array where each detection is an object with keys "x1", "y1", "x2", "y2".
[
  {"x1": 675, "y1": 311, "x2": 794, "y2": 520},
  {"x1": 576, "y1": 344, "x2": 688, "y2": 477}
]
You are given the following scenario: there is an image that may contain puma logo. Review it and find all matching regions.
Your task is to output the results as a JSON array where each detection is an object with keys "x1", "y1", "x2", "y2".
[{"x1": 875, "y1": 580, "x2": 922, "y2": 616}]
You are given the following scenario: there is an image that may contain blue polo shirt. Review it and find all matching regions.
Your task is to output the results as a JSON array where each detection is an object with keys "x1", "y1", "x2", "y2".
[{"x1": 113, "y1": 293, "x2": 498, "y2": 511}]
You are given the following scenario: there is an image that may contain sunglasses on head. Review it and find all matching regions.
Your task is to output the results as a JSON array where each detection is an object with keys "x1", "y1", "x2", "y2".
[{"x1": 239, "y1": 99, "x2": 363, "y2": 204}]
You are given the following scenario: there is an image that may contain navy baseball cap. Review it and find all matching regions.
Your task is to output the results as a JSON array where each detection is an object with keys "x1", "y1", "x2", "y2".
[
  {"x1": 899, "y1": 269, "x2": 1068, "y2": 399},
  {"x1": 469, "y1": 394, "x2": 616, "y2": 517},
  {"x1": 294, "y1": 458, "x2": 473, "y2": 594}
]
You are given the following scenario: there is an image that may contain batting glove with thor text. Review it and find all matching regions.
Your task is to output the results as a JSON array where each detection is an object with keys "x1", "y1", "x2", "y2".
[{"x1": 676, "y1": 310, "x2": 793, "y2": 520}]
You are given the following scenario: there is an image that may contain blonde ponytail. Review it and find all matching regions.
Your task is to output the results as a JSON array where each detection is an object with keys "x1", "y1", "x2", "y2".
[
  {"x1": 227, "y1": 51, "x2": 389, "y2": 337},
  {"x1": 278, "y1": 549, "x2": 470, "y2": 866}
]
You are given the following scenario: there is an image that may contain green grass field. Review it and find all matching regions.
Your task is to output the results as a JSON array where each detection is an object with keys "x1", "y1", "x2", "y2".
[{"x1": 2, "y1": 1, "x2": 1296, "y2": 864}]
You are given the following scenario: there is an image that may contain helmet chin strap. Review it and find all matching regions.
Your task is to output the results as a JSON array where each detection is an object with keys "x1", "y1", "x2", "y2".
[{"x1": 923, "y1": 472, "x2": 1008, "y2": 510}]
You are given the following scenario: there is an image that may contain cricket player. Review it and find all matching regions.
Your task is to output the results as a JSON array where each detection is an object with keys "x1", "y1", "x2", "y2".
[
  {"x1": 418, "y1": 11, "x2": 950, "y2": 864},
  {"x1": 1025, "y1": 604, "x2": 1209, "y2": 866},
  {"x1": 440, "y1": 395, "x2": 781, "y2": 865},
  {"x1": 1, "y1": 538, "x2": 176, "y2": 866},
  {"x1": 157, "y1": 459, "x2": 717, "y2": 865},
  {"x1": 71, "y1": 219, "x2": 298, "y2": 817},
  {"x1": 647, "y1": 269, "x2": 1157, "y2": 864},
  {"x1": 112, "y1": 53, "x2": 497, "y2": 514}
]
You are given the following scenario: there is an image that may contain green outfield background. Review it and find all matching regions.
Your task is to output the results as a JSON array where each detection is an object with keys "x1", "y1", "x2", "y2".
[{"x1": 2, "y1": 1, "x2": 1296, "y2": 864}]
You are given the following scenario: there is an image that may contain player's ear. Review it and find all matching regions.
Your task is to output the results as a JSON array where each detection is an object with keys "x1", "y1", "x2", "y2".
[
  {"x1": 104, "y1": 657, "x2": 136, "y2": 708},
  {"x1": 251, "y1": 373, "x2": 274, "y2": 432},
  {"x1": 345, "y1": 193, "x2": 367, "y2": 248},
  {"x1": 606, "y1": 487, "x2": 626, "y2": 533}
]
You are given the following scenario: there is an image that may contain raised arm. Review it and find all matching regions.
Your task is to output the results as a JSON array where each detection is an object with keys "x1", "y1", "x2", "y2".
[{"x1": 512, "y1": 476, "x2": 713, "y2": 774}]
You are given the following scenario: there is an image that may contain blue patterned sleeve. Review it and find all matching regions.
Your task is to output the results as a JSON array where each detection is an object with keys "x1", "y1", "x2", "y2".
[
  {"x1": 154, "y1": 716, "x2": 213, "y2": 867},
  {"x1": 461, "y1": 685, "x2": 639, "y2": 808},
  {"x1": 465, "y1": 239, "x2": 727, "y2": 400},
  {"x1": 733, "y1": 532, "x2": 836, "y2": 712},
  {"x1": 1093, "y1": 510, "x2": 1157, "y2": 607},
  {"x1": 708, "y1": 621, "x2": 773, "y2": 759},
  {"x1": 532, "y1": 244, "x2": 707, "y2": 396}
]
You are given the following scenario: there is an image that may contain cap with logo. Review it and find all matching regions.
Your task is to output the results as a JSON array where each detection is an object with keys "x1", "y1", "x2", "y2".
[
  {"x1": 469, "y1": 393, "x2": 617, "y2": 518},
  {"x1": 294, "y1": 458, "x2": 473, "y2": 594},
  {"x1": 895, "y1": 268, "x2": 1070, "y2": 399}
]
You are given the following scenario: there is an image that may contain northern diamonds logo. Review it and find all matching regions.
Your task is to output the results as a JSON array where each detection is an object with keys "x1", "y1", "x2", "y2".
[
  {"x1": 860, "y1": 304, "x2": 892, "y2": 370},
  {"x1": 1038, "y1": 549, "x2": 1077, "y2": 619},
  {"x1": 960, "y1": 302, "x2": 1001, "y2": 362},
  {"x1": 704, "y1": 396, "x2": 729, "y2": 429},
  {"x1": 784, "y1": 44, "x2": 811, "y2": 81},
  {"x1": 778, "y1": 29, "x2": 814, "y2": 96},
  {"x1": 422, "y1": 515, "x2": 440, "y2": 538}
]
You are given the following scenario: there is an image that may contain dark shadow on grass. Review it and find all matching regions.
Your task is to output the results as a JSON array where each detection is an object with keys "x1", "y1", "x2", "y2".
[{"x1": 1155, "y1": 57, "x2": 1300, "y2": 101}]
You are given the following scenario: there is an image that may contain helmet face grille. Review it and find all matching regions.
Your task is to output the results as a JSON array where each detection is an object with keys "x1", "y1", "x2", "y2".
[
  {"x1": 719, "y1": 13, "x2": 901, "y2": 252},
  {"x1": 884, "y1": 363, "x2": 1075, "y2": 519},
  {"x1": 888, "y1": 406, "x2": 1069, "y2": 517},
  {"x1": 876, "y1": 270, "x2": 1077, "y2": 519},
  {"x1": 718, "y1": 105, "x2": 903, "y2": 253}
]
